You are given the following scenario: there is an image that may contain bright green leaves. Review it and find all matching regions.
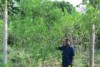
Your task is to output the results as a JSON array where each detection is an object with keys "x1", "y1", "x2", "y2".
[
  {"x1": 0, "y1": 19, "x2": 3, "y2": 45},
  {"x1": 0, "y1": 19, "x2": 3, "y2": 27},
  {"x1": 89, "y1": 0, "x2": 100, "y2": 9}
]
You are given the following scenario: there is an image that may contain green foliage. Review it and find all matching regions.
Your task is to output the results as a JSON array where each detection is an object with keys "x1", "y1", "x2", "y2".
[
  {"x1": 0, "y1": 19, "x2": 3, "y2": 47},
  {"x1": 89, "y1": 0, "x2": 100, "y2": 9}
]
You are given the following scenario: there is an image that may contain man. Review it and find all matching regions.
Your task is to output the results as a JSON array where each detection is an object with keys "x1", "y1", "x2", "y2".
[{"x1": 56, "y1": 39, "x2": 75, "y2": 67}]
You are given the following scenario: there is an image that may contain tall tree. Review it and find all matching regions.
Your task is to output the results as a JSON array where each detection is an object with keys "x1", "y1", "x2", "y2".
[
  {"x1": 82, "y1": 0, "x2": 100, "y2": 10},
  {"x1": 53, "y1": 1, "x2": 76, "y2": 14},
  {"x1": 3, "y1": 0, "x2": 8, "y2": 64},
  {"x1": 89, "y1": 24, "x2": 95, "y2": 67}
]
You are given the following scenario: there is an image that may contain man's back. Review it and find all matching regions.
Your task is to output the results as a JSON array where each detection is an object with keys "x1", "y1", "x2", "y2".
[
  {"x1": 56, "y1": 39, "x2": 75, "y2": 67},
  {"x1": 62, "y1": 46, "x2": 74, "y2": 65},
  {"x1": 58, "y1": 46, "x2": 74, "y2": 65}
]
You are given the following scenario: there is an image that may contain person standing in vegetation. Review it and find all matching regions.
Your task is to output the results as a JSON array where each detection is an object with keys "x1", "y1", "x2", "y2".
[{"x1": 56, "y1": 39, "x2": 75, "y2": 67}]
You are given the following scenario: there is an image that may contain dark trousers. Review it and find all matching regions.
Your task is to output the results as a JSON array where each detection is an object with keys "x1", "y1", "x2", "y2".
[{"x1": 62, "y1": 64, "x2": 69, "y2": 67}]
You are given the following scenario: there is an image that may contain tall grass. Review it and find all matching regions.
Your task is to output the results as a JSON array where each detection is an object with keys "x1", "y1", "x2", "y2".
[{"x1": 0, "y1": 45, "x2": 100, "y2": 67}]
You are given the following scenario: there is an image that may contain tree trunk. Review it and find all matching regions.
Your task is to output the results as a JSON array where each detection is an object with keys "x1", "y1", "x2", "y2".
[
  {"x1": 38, "y1": 58, "x2": 42, "y2": 67},
  {"x1": 3, "y1": 0, "x2": 8, "y2": 64},
  {"x1": 89, "y1": 24, "x2": 95, "y2": 67}
]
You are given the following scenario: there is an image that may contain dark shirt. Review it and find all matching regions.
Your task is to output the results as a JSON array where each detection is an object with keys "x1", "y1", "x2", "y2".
[{"x1": 57, "y1": 45, "x2": 75, "y2": 65}]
